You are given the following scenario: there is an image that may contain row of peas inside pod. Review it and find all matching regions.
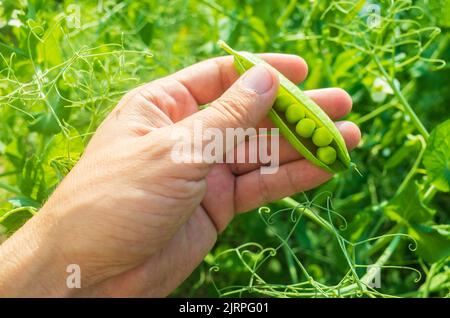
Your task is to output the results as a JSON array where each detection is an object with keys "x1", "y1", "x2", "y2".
[{"x1": 273, "y1": 93, "x2": 337, "y2": 165}]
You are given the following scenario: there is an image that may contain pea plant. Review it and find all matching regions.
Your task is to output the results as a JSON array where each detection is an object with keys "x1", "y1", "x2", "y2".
[{"x1": 0, "y1": 0, "x2": 449, "y2": 297}]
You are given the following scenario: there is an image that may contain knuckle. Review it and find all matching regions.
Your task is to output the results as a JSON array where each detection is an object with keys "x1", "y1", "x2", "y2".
[{"x1": 115, "y1": 87, "x2": 141, "y2": 111}]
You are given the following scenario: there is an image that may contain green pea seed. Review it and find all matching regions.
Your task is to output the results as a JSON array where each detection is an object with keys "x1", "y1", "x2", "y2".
[
  {"x1": 295, "y1": 118, "x2": 316, "y2": 138},
  {"x1": 273, "y1": 94, "x2": 293, "y2": 112},
  {"x1": 285, "y1": 104, "x2": 305, "y2": 124},
  {"x1": 312, "y1": 127, "x2": 333, "y2": 147},
  {"x1": 317, "y1": 146, "x2": 337, "y2": 165}
]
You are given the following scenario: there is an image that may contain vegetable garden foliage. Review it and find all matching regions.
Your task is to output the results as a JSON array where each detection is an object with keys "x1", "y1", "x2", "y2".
[{"x1": 0, "y1": 0, "x2": 449, "y2": 297}]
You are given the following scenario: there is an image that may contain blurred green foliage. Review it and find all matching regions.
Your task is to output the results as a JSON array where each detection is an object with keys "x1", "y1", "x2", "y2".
[{"x1": 0, "y1": 0, "x2": 449, "y2": 297}]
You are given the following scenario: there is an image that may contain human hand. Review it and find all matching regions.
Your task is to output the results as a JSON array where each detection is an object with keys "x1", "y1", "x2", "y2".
[{"x1": 0, "y1": 54, "x2": 360, "y2": 297}]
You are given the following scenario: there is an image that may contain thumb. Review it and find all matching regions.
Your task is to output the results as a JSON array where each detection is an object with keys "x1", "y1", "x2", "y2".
[{"x1": 181, "y1": 64, "x2": 279, "y2": 132}]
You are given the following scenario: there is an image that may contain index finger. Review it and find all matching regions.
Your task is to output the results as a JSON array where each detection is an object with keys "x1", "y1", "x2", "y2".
[{"x1": 173, "y1": 54, "x2": 308, "y2": 105}]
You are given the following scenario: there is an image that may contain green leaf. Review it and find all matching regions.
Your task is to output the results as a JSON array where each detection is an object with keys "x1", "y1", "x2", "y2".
[
  {"x1": 28, "y1": 88, "x2": 71, "y2": 135},
  {"x1": 36, "y1": 20, "x2": 64, "y2": 66},
  {"x1": 4, "y1": 138, "x2": 25, "y2": 170},
  {"x1": 428, "y1": 0, "x2": 450, "y2": 27},
  {"x1": 19, "y1": 155, "x2": 46, "y2": 201},
  {"x1": 333, "y1": 49, "x2": 363, "y2": 81},
  {"x1": 428, "y1": 270, "x2": 450, "y2": 292},
  {"x1": 44, "y1": 131, "x2": 82, "y2": 184},
  {"x1": 384, "y1": 139, "x2": 419, "y2": 171},
  {"x1": 409, "y1": 224, "x2": 450, "y2": 263},
  {"x1": 423, "y1": 119, "x2": 450, "y2": 192},
  {"x1": 8, "y1": 197, "x2": 41, "y2": 208},
  {"x1": 343, "y1": 210, "x2": 372, "y2": 242},
  {"x1": 385, "y1": 181, "x2": 435, "y2": 224}
]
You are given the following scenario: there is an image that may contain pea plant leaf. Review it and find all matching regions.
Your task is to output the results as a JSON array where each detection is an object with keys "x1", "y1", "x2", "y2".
[
  {"x1": 7, "y1": 197, "x2": 40, "y2": 208},
  {"x1": 428, "y1": 0, "x2": 450, "y2": 28},
  {"x1": 333, "y1": 49, "x2": 364, "y2": 83},
  {"x1": 384, "y1": 138, "x2": 419, "y2": 171},
  {"x1": 19, "y1": 155, "x2": 45, "y2": 201},
  {"x1": 425, "y1": 267, "x2": 450, "y2": 292},
  {"x1": 409, "y1": 224, "x2": 450, "y2": 263},
  {"x1": 385, "y1": 181, "x2": 435, "y2": 225},
  {"x1": 423, "y1": 119, "x2": 450, "y2": 192},
  {"x1": 36, "y1": 20, "x2": 64, "y2": 66},
  {"x1": 29, "y1": 88, "x2": 71, "y2": 135}
]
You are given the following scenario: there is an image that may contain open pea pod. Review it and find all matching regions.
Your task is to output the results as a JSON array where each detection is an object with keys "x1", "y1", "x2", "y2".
[{"x1": 218, "y1": 40, "x2": 351, "y2": 173}]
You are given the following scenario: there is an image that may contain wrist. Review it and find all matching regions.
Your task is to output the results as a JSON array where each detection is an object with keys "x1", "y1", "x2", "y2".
[{"x1": 0, "y1": 211, "x2": 76, "y2": 297}]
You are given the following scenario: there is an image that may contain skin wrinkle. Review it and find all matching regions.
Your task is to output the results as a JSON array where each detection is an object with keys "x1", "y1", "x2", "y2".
[
  {"x1": 135, "y1": 85, "x2": 176, "y2": 125},
  {"x1": 283, "y1": 161, "x2": 299, "y2": 196},
  {"x1": 231, "y1": 169, "x2": 238, "y2": 218},
  {"x1": 257, "y1": 168, "x2": 272, "y2": 208},
  {"x1": 203, "y1": 165, "x2": 234, "y2": 232},
  {"x1": 141, "y1": 133, "x2": 176, "y2": 162},
  {"x1": 189, "y1": 208, "x2": 218, "y2": 247},
  {"x1": 201, "y1": 106, "x2": 232, "y2": 131},
  {"x1": 199, "y1": 202, "x2": 221, "y2": 236},
  {"x1": 184, "y1": 210, "x2": 217, "y2": 266},
  {"x1": 176, "y1": 57, "x2": 233, "y2": 105},
  {"x1": 130, "y1": 123, "x2": 152, "y2": 137},
  {"x1": 230, "y1": 159, "x2": 244, "y2": 175},
  {"x1": 153, "y1": 82, "x2": 185, "y2": 119},
  {"x1": 148, "y1": 79, "x2": 198, "y2": 120},
  {"x1": 212, "y1": 91, "x2": 257, "y2": 130},
  {"x1": 172, "y1": 76, "x2": 202, "y2": 107},
  {"x1": 228, "y1": 135, "x2": 281, "y2": 175},
  {"x1": 114, "y1": 86, "x2": 142, "y2": 116},
  {"x1": 136, "y1": 96, "x2": 173, "y2": 128},
  {"x1": 148, "y1": 177, "x2": 205, "y2": 202},
  {"x1": 150, "y1": 140, "x2": 212, "y2": 180},
  {"x1": 214, "y1": 57, "x2": 233, "y2": 97},
  {"x1": 164, "y1": 214, "x2": 212, "y2": 296}
]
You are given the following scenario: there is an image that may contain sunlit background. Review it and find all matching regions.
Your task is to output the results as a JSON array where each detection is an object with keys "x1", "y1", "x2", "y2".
[{"x1": 0, "y1": 0, "x2": 449, "y2": 297}]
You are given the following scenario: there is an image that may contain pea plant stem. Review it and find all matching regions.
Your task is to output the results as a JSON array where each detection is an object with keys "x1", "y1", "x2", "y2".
[
  {"x1": 281, "y1": 196, "x2": 407, "y2": 296},
  {"x1": 373, "y1": 55, "x2": 430, "y2": 139},
  {"x1": 277, "y1": 0, "x2": 298, "y2": 27},
  {"x1": 363, "y1": 224, "x2": 402, "y2": 259},
  {"x1": 339, "y1": 233, "x2": 403, "y2": 296},
  {"x1": 423, "y1": 185, "x2": 438, "y2": 204},
  {"x1": 0, "y1": 206, "x2": 38, "y2": 223},
  {"x1": 280, "y1": 197, "x2": 335, "y2": 234},
  {"x1": 396, "y1": 135, "x2": 427, "y2": 195},
  {"x1": 355, "y1": 102, "x2": 395, "y2": 125},
  {"x1": 283, "y1": 244, "x2": 299, "y2": 284},
  {"x1": 200, "y1": 0, "x2": 268, "y2": 41},
  {"x1": 421, "y1": 262, "x2": 438, "y2": 297},
  {"x1": 0, "y1": 181, "x2": 21, "y2": 195}
]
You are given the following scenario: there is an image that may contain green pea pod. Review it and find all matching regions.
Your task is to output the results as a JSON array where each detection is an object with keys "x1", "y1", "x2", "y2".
[{"x1": 218, "y1": 40, "x2": 351, "y2": 173}]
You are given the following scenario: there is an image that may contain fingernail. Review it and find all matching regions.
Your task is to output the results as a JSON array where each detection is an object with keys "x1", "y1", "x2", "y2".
[
  {"x1": 241, "y1": 65, "x2": 273, "y2": 94},
  {"x1": 336, "y1": 121, "x2": 354, "y2": 129}
]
